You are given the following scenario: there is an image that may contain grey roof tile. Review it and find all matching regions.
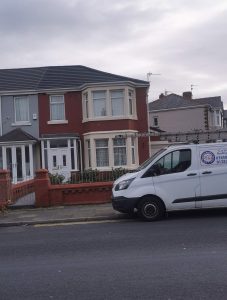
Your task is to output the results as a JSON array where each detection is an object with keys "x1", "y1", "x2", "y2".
[
  {"x1": 149, "y1": 93, "x2": 222, "y2": 111},
  {"x1": 0, "y1": 128, "x2": 37, "y2": 143},
  {"x1": 0, "y1": 65, "x2": 148, "y2": 92}
]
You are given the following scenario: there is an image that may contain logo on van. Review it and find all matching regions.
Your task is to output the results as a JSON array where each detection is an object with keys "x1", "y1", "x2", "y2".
[{"x1": 201, "y1": 151, "x2": 215, "y2": 164}]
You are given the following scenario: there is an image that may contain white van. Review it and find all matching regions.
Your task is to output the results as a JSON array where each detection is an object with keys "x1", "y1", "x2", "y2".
[{"x1": 112, "y1": 142, "x2": 227, "y2": 221}]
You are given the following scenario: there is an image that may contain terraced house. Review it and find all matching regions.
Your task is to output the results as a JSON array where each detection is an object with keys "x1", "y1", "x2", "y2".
[{"x1": 0, "y1": 65, "x2": 150, "y2": 183}]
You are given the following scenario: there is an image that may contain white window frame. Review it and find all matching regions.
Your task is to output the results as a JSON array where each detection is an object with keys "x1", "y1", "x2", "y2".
[
  {"x1": 14, "y1": 96, "x2": 30, "y2": 125},
  {"x1": 92, "y1": 90, "x2": 107, "y2": 117},
  {"x1": 128, "y1": 89, "x2": 135, "y2": 116},
  {"x1": 48, "y1": 95, "x2": 67, "y2": 124},
  {"x1": 113, "y1": 137, "x2": 127, "y2": 166},
  {"x1": 83, "y1": 131, "x2": 139, "y2": 170},
  {"x1": 95, "y1": 138, "x2": 109, "y2": 167},
  {"x1": 82, "y1": 86, "x2": 137, "y2": 122},
  {"x1": 110, "y1": 89, "x2": 124, "y2": 117}
]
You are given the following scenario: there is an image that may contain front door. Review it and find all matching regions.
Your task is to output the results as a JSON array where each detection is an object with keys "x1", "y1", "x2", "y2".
[
  {"x1": 3, "y1": 144, "x2": 33, "y2": 183},
  {"x1": 49, "y1": 148, "x2": 71, "y2": 180}
]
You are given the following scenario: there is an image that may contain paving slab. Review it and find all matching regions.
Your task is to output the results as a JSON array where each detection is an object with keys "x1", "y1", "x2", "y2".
[{"x1": 0, "y1": 203, "x2": 125, "y2": 227}]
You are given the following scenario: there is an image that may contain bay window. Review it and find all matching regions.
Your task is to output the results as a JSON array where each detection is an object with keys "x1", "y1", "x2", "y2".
[
  {"x1": 82, "y1": 87, "x2": 136, "y2": 120},
  {"x1": 85, "y1": 132, "x2": 138, "y2": 169}
]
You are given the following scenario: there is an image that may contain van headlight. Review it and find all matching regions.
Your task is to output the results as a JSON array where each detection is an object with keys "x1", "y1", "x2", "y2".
[{"x1": 115, "y1": 178, "x2": 135, "y2": 191}]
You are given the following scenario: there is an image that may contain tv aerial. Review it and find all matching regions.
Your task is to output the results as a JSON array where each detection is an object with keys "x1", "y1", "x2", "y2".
[{"x1": 147, "y1": 72, "x2": 161, "y2": 82}]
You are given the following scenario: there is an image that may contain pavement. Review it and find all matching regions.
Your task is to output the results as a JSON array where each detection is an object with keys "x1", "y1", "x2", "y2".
[{"x1": 0, "y1": 203, "x2": 127, "y2": 227}]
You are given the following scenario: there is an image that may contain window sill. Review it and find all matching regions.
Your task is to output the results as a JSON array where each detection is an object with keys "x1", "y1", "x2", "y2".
[
  {"x1": 47, "y1": 120, "x2": 68, "y2": 125},
  {"x1": 12, "y1": 122, "x2": 31, "y2": 126},
  {"x1": 82, "y1": 116, "x2": 137, "y2": 123}
]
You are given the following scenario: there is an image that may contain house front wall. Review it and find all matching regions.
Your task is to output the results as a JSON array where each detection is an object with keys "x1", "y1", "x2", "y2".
[
  {"x1": 39, "y1": 86, "x2": 149, "y2": 172},
  {"x1": 150, "y1": 107, "x2": 207, "y2": 132},
  {"x1": 0, "y1": 94, "x2": 40, "y2": 183},
  {"x1": 1, "y1": 94, "x2": 39, "y2": 138}
]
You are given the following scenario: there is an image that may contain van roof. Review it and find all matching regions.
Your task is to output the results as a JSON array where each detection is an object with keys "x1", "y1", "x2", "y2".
[{"x1": 167, "y1": 142, "x2": 227, "y2": 149}]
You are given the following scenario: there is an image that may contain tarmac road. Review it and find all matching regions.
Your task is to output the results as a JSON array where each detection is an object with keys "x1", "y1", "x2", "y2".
[{"x1": 1, "y1": 209, "x2": 227, "y2": 299}]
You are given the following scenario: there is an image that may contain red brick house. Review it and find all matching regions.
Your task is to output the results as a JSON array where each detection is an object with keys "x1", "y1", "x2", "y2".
[{"x1": 0, "y1": 65, "x2": 150, "y2": 181}]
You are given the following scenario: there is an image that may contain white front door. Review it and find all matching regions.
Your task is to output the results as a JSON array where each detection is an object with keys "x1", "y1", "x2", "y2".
[{"x1": 49, "y1": 148, "x2": 71, "y2": 180}]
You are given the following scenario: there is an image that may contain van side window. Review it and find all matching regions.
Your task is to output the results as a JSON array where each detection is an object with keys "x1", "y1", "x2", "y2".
[{"x1": 145, "y1": 149, "x2": 191, "y2": 177}]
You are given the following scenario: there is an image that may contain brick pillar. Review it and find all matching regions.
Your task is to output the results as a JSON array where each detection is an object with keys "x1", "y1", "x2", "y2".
[
  {"x1": 0, "y1": 170, "x2": 11, "y2": 207},
  {"x1": 34, "y1": 169, "x2": 50, "y2": 207}
]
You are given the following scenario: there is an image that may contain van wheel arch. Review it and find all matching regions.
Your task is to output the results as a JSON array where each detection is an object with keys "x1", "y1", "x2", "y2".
[{"x1": 136, "y1": 195, "x2": 166, "y2": 221}]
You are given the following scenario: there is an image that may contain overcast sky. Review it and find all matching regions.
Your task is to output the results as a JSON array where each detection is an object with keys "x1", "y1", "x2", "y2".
[{"x1": 0, "y1": 0, "x2": 227, "y2": 106}]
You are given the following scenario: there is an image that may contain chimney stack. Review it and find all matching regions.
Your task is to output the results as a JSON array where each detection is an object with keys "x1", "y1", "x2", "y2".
[
  {"x1": 159, "y1": 93, "x2": 165, "y2": 99},
  {"x1": 182, "y1": 91, "x2": 192, "y2": 100}
]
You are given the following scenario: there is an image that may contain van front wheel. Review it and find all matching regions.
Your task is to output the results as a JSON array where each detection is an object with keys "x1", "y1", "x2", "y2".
[{"x1": 138, "y1": 197, "x2": 165, "y2": 221}]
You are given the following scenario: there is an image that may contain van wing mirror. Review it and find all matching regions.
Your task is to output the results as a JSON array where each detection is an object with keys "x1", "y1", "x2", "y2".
[{"x1": 142, "y1": 166, "x2": 160, "y2": 178}]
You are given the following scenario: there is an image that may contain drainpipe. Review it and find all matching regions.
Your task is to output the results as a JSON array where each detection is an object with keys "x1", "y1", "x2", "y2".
[
  {"x1": 79, "y1": 139, "x2": 83, "y2": 171},
  {"x1": 0, "y1": 96, "x2": 2, "y2": 136}
]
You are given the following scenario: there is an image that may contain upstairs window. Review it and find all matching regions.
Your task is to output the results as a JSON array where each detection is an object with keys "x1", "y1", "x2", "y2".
[
  {"x1": 83, "y1": 92, "x2": 89, "y2": 118},
  {"x1": 111, "y1": 90, "x2": 124, "y2": 116},
  {"x1": 50, "y1": 95, "x2": 65, "y2": 121},
  {"x1": 93, "y1": 91, "x2": 107, "y2": 117},
  {"x1": 128, "y1": 89, "x2": 134, "y2": 115},
  {"x1": 153, "y1": 116, "x2": 159, "y2": 127},
  {"x1": 83, "y1": 87, "x2": 137, "y2": 121},
  {"x1": 14, "y1": 96, "x2": 29, "y2": 123}
]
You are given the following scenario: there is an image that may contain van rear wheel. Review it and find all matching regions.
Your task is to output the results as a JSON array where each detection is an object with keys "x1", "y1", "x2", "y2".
[{"x1": 138, "y1": 197, "x2": 165, "y2": 221}]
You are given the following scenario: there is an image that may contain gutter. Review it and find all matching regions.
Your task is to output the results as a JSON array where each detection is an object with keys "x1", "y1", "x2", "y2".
[{"x1": 0, "y1": 81, "x2": 149, "y2": 96}]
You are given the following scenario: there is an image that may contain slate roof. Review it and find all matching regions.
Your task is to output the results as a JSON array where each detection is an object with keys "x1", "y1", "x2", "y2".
[
  {"x1": 0, "y1": 128, "x2": 37, "y2": 143},
  {"x1": 0, "y1": 65, "x2": 149, "y2": 92},
  {"x1": 149, "y1": 93, "x2": 223, "y2": 111}
]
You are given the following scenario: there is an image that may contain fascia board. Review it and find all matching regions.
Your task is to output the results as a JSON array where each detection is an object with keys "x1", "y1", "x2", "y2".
[
  {"x1": 0, "y1": 81, "x2": 149, "y2": 96},
  {"x1": 149, "y1": 104, "x2": 211, "y2": 113},
  {"x1": 0, "y1": 140, "x2": 37, "y2": 145}
]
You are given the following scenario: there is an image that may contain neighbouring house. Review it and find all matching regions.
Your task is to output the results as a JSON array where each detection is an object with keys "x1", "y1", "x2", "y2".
[
  {"x1": 0, "y1": 65, "x2": 150, "y2": 182},
  {"x1": 223, "y1": 110, "x2": 227, "y2": 128},
  {"x1": 148, "y1": 91, "x2": 224, "y2": 155},
  {"x1": 149, "y1": 91, "x2": 224, "y2": 132}
]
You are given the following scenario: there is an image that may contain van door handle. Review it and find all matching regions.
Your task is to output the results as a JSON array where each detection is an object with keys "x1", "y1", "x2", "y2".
[
  {"x1": 187, "y1": 173, "x2": 197, "y2": 176},
  {"x1": 202, "y1": 171, "x2": 212, "y2": 174}
]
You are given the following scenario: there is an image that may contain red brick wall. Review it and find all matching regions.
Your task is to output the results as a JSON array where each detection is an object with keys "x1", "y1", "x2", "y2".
[
  {"x1": 34, "y1": 169, "x2": 112, "y2": 207},
  {"x1": 38, "y1": 92, "x2": 83, "y2": 135},
  {"x1": 38, "y1": 87, "x2": 149, "y2": 164}
]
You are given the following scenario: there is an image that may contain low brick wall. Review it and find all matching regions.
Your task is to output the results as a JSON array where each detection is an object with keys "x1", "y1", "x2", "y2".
[
  {"x1": 0, "y1": 170, "x2": 11, "y2": 208},
  {"x1": 35, "y1": 169, "x2": 113, "y2": 208},
  {"x1": 0, "y1": 169, "x2": 113, "y2": 209},
  {"x1": 49, "y1": 182, "x2": 112, "y2": 207}
]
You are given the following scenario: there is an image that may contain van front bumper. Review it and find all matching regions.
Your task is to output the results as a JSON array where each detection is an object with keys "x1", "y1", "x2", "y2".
[{"x1": 111, "y1": 195, "x2": 139, "y2": 213}]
